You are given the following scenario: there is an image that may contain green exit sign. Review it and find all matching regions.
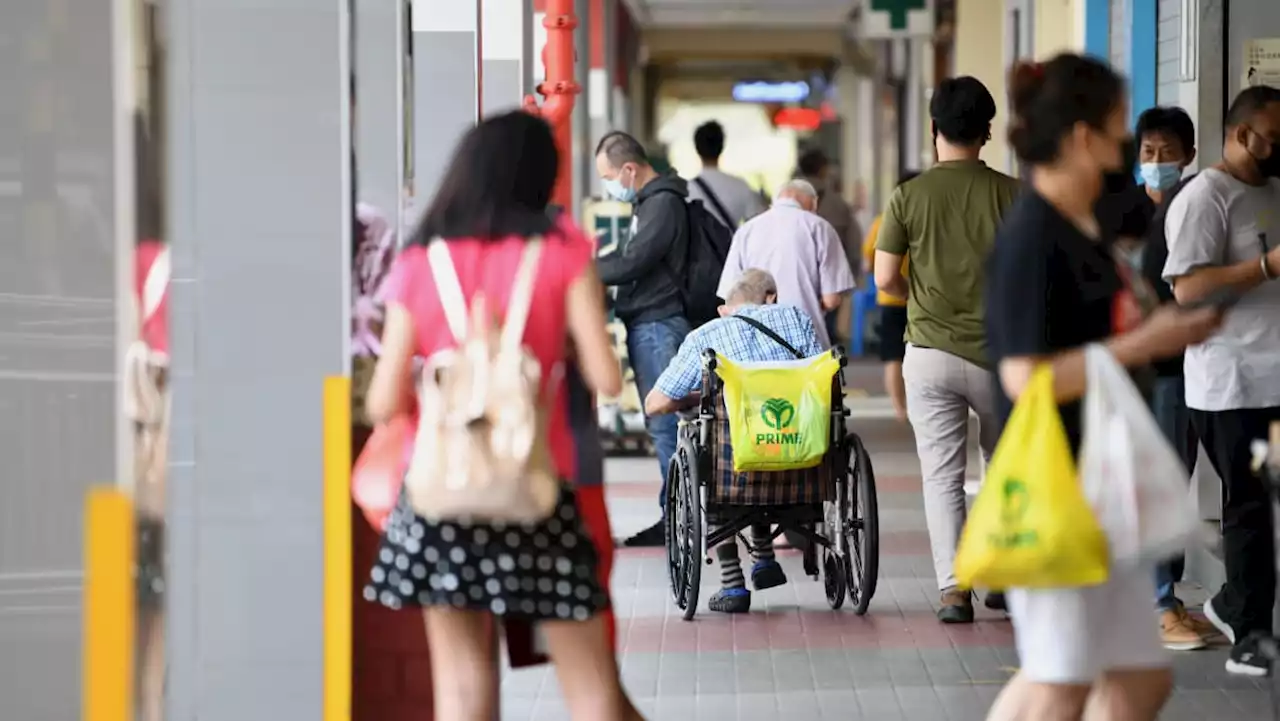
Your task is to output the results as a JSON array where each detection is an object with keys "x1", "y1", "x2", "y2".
[{"x1": 870, "y1": 0, "x2": 928, "y2": 31}]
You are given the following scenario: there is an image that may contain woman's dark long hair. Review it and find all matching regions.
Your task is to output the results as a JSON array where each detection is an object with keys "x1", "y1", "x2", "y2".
[{"x1": 411, "y1": 111, "x2": 558, "y2": 244}]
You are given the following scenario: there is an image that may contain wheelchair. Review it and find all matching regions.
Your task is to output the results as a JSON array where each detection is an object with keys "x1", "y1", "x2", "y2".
[{"x1": 665, "y1": 346, "x2": 881, "y2": 620}]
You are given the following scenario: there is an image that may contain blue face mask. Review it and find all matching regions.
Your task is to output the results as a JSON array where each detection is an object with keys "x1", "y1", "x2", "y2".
[
  {"x1": 1139, "y1": 162, "x2": 1182, "y2": 191},
  {"x1": 602, "y1": 167, "x2": 637, "y2": 203}
]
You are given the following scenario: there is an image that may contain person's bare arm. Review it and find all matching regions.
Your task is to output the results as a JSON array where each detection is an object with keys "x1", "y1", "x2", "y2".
[
  {"x1": 644, "y1": 388, "x2": 679, "y2": 416},
  {"x1": 872, "y1": 190, "x2": 910, "y2": 300},
  {"x1": 565, "y1": 265, "x2": 623, "y2": 398},
  {"x1": 821, "y1": 293, "x2": 845, "y2": 311},
  {"x1": 1163, "y1": 179, "x2": 1279, "y2": 304},
  {"x1": 366, "y1": 304, "x2": 417, "y2": 424},
  {"x1": 996, "y1": 305, "x2": 1223, "y2": 403},
  {"x1": 1171, "y1": 247, "x2": 1280, "y2": 305},
  {"x1": 874, "y1": 250, "x2": 908, "y2": 299}
]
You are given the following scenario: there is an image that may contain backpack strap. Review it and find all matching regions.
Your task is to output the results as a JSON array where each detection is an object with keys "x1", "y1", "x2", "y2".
[
  {"x1": 693, "y1": 177, "x2": 734, "y2": 229},
  {"x1": 142, "y1": 247, "x2": 170, "y2": 321},
  {"x1": 500, "y1": 237, "x2": 544, "y2": 351},
  {"x1": 426, "y1": 239, "x2": 469, "y2": 342}
]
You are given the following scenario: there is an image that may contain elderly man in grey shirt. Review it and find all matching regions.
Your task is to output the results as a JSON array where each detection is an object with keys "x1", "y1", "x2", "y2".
[
  {"x1": 1162, "y1": 85, "x2": 1280, "y2": 678},
  {"x1": 715, "y1": 179, "x2": 855, "y2": 349}
]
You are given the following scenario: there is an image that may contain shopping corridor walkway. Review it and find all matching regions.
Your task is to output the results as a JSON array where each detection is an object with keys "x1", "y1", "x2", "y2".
[{"x1": 500, "y1": 369, "x2": 1269, "y2": 720}]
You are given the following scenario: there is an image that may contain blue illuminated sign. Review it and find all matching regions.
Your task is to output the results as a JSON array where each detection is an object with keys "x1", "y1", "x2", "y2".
[{"x1": 732, "y1": 81, "x2": 810, "y2": 104}]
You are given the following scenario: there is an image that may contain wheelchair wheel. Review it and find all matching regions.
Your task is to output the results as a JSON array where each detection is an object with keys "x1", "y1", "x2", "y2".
[
  {"x1": 843, "y1": 433, "x2": 880, "y2": 615},
  {"x1": 665, "y1": 448, "x2": 703, "y2": 621},
  {"x1": 822, "y1": 546, "x2": 847, "y2": 610}
]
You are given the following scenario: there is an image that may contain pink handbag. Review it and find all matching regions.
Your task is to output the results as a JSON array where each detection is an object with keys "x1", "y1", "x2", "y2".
[{"x1": 351, "y1": 415, "x2": 412, "y2": 530}]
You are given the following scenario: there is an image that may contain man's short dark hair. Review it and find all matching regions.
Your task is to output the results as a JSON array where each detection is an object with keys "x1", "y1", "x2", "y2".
[
  {"x1": 595, "y1": 131, "x2": 649, "y2": 168},
  {"x1": 1135, "y1": 106, "x2": 1196, "y2": 154},
  {"x1": 797, "y1": 148, "x2": 829, "y2": 178},
  {"x1": 930, "y1": 76, "x2": 997, "y2": 145},
  {"x1": 1224, "y1": 85, "x2": 1280, "y2": 128},
  {"x1": 693, "y1": 121, "x2": 725, "y2": 161}
]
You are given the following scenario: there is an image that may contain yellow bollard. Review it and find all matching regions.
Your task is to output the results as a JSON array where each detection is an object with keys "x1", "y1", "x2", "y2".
[
  {"x1": 83, "y1": 488, "x2": 135, "y2": 721},
  {"x1": 323, "y1": 376, "x2": 353, "y2": 721}
]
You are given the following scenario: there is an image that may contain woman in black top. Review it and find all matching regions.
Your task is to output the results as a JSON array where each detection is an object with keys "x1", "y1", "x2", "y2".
[{"x1": 983, "y1": 56, "x2": 1222, "y2": 721}]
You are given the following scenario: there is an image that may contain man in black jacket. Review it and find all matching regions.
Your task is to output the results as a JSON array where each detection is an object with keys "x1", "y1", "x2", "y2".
[
  {"x1": 1135, "y1": 107, "x2": 1218, "y2": 651},
  {"x1": 595, "y1": 131, "x2": 693, "y2": 546}
]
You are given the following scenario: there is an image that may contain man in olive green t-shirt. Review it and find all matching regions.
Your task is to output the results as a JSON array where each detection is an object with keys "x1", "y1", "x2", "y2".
[{"x1": 873, "y1": 76, "x2": 1021, "y2": 624}]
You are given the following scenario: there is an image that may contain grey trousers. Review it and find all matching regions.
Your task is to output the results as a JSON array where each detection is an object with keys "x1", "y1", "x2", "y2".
[{"x1": 903, "y1": 345, "x2": 1001, "y2": 591}]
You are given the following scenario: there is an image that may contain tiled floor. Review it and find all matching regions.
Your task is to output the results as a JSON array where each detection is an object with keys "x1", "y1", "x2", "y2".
[{"x1": 501, "y1": 389, "x2": 1272, "y2": 720}]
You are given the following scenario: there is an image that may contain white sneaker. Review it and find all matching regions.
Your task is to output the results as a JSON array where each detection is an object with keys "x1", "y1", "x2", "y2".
[{"x1": 1202, "y1": 596, "x2": 1236, "y2": 645}]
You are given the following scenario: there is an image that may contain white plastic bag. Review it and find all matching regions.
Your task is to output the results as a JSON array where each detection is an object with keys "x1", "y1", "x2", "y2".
[{"x1": 1080, "y1": 345, "x2": 1198, "y2": 567}]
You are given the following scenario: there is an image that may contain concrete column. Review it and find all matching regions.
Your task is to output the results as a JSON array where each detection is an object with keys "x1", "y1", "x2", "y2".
[
  {"x1": 164, "y1": 0, "x2": 352, "y2": 717},
  {"x1": 355, "y1": 0, "x2": 405, "y2": 216},
  {"x1": 1188, "y1": 0, "x2": 1226, "y2": 168},
  {"x1": 411, "y1": 0, "x2": 481, "y2": 207},
  {"x1": 602, "y1": 0, "x2": 617, "y2": 136},
  {"x1": 902, "y1": 38, "x2": 925, "y2": 172},
  {"x1": 953, "y1": 0, "x2": 1009, "y2": 173},
  {"x1": 836, "y1": 65, "x2": 870, "y2": 218},
  {"x1": 481, "y1": 0, "x2": 534, "y2": 117},
  {"x1": 572, "y1": 0, "x2": 591, "y2": 214},
  {"x1": 586, "y1": 0, "x2": 612, "y2": 199}
]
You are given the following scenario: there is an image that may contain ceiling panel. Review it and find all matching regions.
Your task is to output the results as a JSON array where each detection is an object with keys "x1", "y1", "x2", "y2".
[{"x1": 631, "y1": 0, "x2": 857, "y2": 28}]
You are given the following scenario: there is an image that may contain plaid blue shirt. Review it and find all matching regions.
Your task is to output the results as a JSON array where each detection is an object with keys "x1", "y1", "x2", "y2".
[{"x1": 655, "y1": 304, "x2": 824, "y2": 401}]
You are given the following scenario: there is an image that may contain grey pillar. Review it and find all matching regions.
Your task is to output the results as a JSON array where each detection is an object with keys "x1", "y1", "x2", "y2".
[
  {"x1": 164, "y1": 0, "x2": 352, "y2": 717},
  {"x1": 411, "y1": 0, "x2": 481, "y2": 209},
  {"x1": 0, "y1": 0, "x2": 121, "y2": 715},
  {"x1": 572, "y1": 0, "x2": 591, "y2": 217},
  {"x1": 356, "y1": 0, "x2": 405, "y2": 217},
  {"x1": 588, "y1": 0, "x2": 614, "y2": 199},
  {"x1": 481, "y1": 0, "x2": 533, "y2": 117},
  {"x1": 900, "y1": 38, "x2": 924, "y2": 173}
]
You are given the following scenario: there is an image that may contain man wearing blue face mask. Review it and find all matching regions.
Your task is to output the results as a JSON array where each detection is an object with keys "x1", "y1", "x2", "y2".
[
  {"x1": 1137, "y1": 106, "x2": 1198, "y2": 204},
  {"x1": 594, "y1": 131, "x2": 695, "y2": 547},
  {"x1": 1134, "y1": 106, "x2": 1221, "y2": 651}
]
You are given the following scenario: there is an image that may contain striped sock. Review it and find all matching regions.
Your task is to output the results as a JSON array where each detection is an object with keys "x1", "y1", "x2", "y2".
[
  {"x1": 750, "y1": 524, "x2": 775, "y2": 562},
  {"x1": 715, "y1": 543, "x2": 746, "y2": 589}
]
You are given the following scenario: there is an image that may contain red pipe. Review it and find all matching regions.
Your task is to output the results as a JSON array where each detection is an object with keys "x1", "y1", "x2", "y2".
[
  {"x1": 518, "y1": 0, "x2": 620, "y2": 662},
  {"x1": 522, "y1": 0, "x2": 580, "y2": 209}
]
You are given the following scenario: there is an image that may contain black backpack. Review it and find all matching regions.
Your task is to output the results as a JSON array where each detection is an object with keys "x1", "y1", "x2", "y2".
[
  {"x1": 650, "y1": 187, "x2": 732, "y2": 326},
  {"x1": 672, "y1": 196, "x2": 733, "y2": 326}
]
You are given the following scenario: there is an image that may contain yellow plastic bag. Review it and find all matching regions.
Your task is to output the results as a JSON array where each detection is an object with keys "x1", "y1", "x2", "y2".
[
  {"x1": 955, "y1": 366, "x2": 1109, "y2": 590},
  {"x1": 715, "y1": 352, "x2": 841, "y2": 472}
]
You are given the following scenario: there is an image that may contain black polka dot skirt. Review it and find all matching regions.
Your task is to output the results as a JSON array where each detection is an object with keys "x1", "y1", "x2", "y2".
[{"x1": 363, "y1": 484, "x2": 611, "y2": 622}]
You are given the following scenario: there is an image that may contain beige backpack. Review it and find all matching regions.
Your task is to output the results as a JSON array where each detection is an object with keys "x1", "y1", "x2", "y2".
[{"x1": 404, "y1": 238, "x2": 560, "y2": 523}]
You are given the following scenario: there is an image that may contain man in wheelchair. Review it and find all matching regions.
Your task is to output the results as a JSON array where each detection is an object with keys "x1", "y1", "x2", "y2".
[{"x1": 643, "y1": 269, "x2": 824, "y2": 613}]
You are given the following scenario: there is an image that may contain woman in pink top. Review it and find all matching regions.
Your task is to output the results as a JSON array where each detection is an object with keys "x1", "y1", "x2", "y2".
[{"x1": 364, "y1": 112, "x2": 637, "y2": 721}]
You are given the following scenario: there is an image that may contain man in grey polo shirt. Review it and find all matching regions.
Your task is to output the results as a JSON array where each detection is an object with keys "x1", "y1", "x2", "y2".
[{"x1": 1163, "y1": 85, "x2": 1280, "y2": 677}]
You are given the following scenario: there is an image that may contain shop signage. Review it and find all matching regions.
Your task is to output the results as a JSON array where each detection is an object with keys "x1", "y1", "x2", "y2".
[
  {"x1": 862, "y1": 0, "x2": 934, "y2": 38},
  {"x1": 733, "y1": 81, "x2": 810, "y2": 104}
]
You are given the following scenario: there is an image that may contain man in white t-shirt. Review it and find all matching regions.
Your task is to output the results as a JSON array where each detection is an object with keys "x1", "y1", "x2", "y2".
[
  {"x1": 716, "y1": 179, "x2": 855, "y2": 349},
  {"x1": 1163, "y1": 84, "x2": 1280, "y2": 678},
  {"x1": 688, "y1": 121, "x2": 766, "y2": 229}
]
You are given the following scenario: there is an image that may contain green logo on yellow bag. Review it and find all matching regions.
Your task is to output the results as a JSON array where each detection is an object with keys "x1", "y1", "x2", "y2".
[
  {"x1": 1001, "y1": 479, "x2": 1030, "y2": 522},
  {"x1": 756, "y1": 398, "x2": 801, "y2": 447},
  {"x1": 760, "y1": 398, "x2": 795, "y2": 429},
  {"x1": 990, "y1": 478, "x2": 1038, "y2": 549}
]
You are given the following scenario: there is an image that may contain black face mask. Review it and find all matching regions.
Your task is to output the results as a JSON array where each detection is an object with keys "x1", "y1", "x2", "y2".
[
  {"x1": 1255, "y1": 142, "x2": 1280, "y2": 179},
  {"x1": 1103, "y1": 137, "x2": 1140, "y2": 193}
]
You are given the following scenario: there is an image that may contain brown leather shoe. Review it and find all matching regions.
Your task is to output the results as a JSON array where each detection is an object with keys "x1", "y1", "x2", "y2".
[{"x1": 938, "y1": 588, "x2": 974, "y2": 624}]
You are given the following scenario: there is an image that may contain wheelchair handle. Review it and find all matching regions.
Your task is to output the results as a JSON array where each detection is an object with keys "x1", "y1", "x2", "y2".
[{"x1": 830, "y1": 345, "x2": 848, "y2": 368}]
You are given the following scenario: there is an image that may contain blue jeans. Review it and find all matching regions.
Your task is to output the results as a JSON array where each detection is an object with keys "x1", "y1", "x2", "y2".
[
  {"x1": 1151, "y1": 376, "x2": 1197, "y2": 611},
  {"x1": 626, "y1": 315, "x2": 691, "y2": 510}
]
